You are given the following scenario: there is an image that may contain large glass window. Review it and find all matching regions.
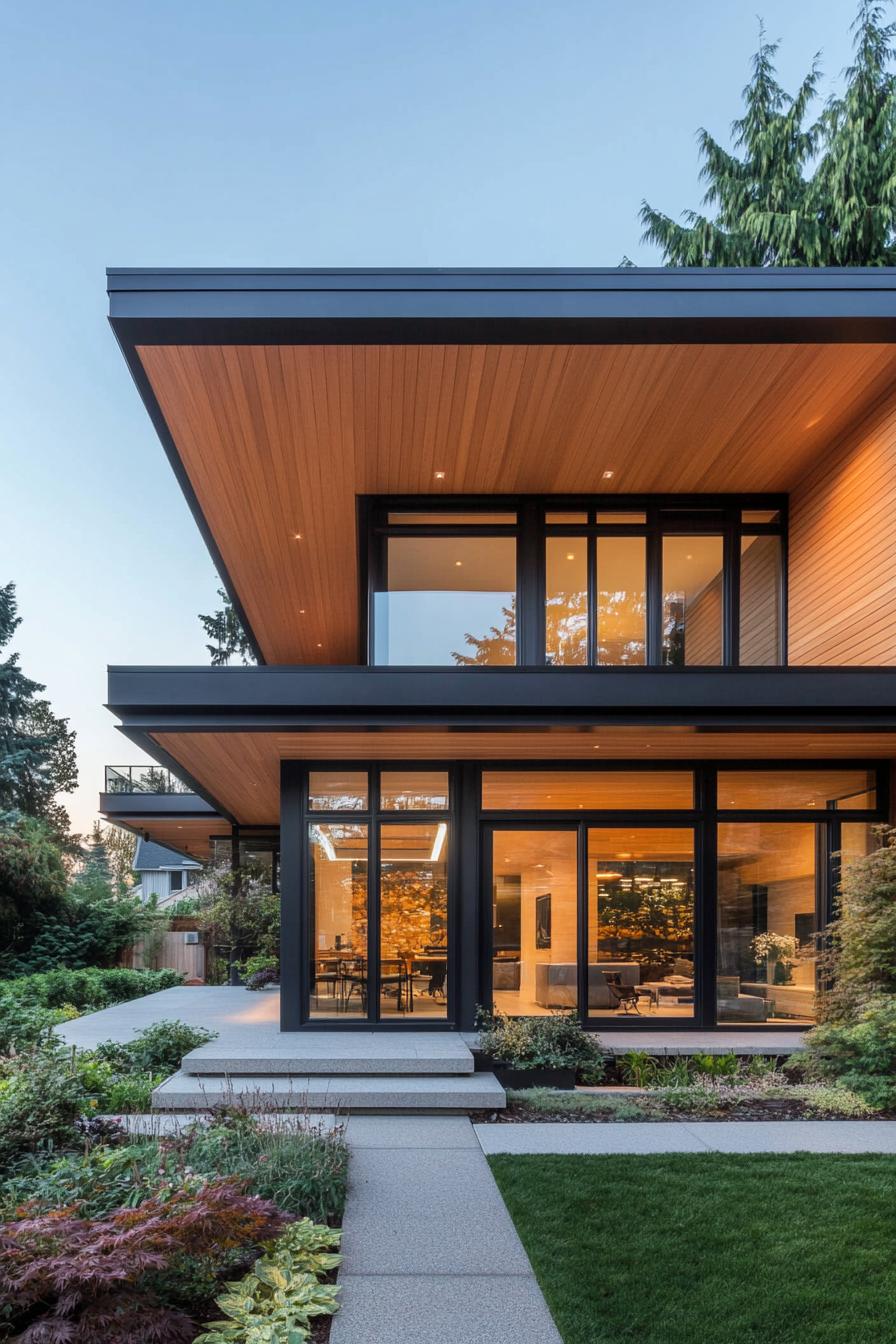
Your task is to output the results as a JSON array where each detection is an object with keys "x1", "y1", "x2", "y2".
[
  {"x1": 374, "y1": 535, "x2": 516, "y2": 665},
  {"x1": 370, "y1": 498, "x2": 784, "y2": 668},
  {"x1": 717, "y1": 822, "x2": 817, "y2": 1024},
  {"x1": 718, "y1": 770, "x2": 876, "y2": 811},
  {"x1": 596, "y1": 536, "x2": 646, "y2": 664},
  {"x1": 379, "y1": 823, "x2": 448, "y2": 1019},
  {"x1": 546, "y1": 537, "x2": 588, "y2": 664},
  {"x1": 309, "y1": 823, "x2": 368, "y2": 1019},
  {"x1": 662, "y1": 535, "x2": 725, "y2": 666},
  {"x1": 491, "y1": 830, "x2": 578, "y2": 1016},
  {"x1": 308, "y1": 771, "x2": 369, "y2": 811},
  {"x1": 380, "y1": 771, "x2": 450, "y2": 811},
  {"x1": 587, "y1": 828, "x2": 695, "y2": 1018},
  {"x1": 482, "y1": 770, "x2": 693, "y2": 810}
]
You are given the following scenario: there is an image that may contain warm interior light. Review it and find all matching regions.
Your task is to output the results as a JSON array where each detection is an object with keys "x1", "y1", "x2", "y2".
[
  {"x1": 566, "y1": 552, "x2": 575, "y2": 560},
  {"x1": 602, "y1": 470, "x2": 614, "y2": 479},
  {"x1": 434, "y1": 470, "x2": 446, "y2": 480},
  {"x1": 293, "y1": 533, "x2": 303, "y2": 540},
  {"x1": 596, "y1": 870, "x2": 623, "y2": 881},
  {"x1": 455, "y1": 560, "x2": 463, "y2": 567},
  {"x1": 430, "y1": 822, "x2": 447, "y2": 862}
]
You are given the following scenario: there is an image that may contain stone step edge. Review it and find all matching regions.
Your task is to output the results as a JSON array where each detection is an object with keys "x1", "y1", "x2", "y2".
[
  {"x1": 152, "y1": 1071, "x2": 506, "y2": 1112},
  {"x1": 181, "y1": 1055, "x2": 475, "y2": 1077}
]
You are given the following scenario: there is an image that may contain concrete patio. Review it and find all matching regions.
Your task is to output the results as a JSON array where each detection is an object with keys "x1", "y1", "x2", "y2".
[{"x1": 57, "y1": 985, "x2": 808, "y2": 1056}]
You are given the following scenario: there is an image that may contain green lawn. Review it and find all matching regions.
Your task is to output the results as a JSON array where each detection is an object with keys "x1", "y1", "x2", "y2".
[{"x1": 488, "y1": 1153, "x2": 896, "y2": 1344}]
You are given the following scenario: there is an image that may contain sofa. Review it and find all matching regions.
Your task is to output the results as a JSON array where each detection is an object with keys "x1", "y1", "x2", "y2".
[{"x1": 535, "y1": 961, "x2": 640, "y2": 1010}]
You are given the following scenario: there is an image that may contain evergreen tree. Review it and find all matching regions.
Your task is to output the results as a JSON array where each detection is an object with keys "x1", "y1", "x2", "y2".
[
  {"x1": 640, "y1": 3, "x2": 896, "y2": 267},
  {"x1": 198, "y1": 583, "x2": 255, "y2": 666},
  {"x1": 814, "y1": 1, "x2": 896, "y2": 264},
  {"x1": 84, "y1": 820, "x2": 113, "y2": 884},
  {"x1": 0, "y1": 583, "x2": 76, "y2": 840}
]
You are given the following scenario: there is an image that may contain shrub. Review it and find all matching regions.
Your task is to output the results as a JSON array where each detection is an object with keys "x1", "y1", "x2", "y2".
[
  {"x1": 820, "y1": 825, "x2": 896, "y2": 1021},
  {"x1": 246, "y1": 967, "x2": 279, "y2": 991},
  {"x1": 0, "y1": 966, "x2": 183, "y2": 1012},
  {"x1": 690, "y1": 1051, "x2": 738, "y2": 1078},
  {"x1": 0, "y1": 1178, "x2": 289, "y2": 1344},
  {"x1": 94, "y1": 1019, "x2": 218, "y2": 1075},
  {"x1": 476, "y1": 1007, "x2": 605, "y2": 1073},
  {"x1": 803, "y1": 994, "x2": 896, "y2": 1108},
  {"x1": 0, "y1": 996, "x2": 76, "y2": 1052},
  {"x1": 1, "y1": 1139, "x2": 158, "y2": 1220},
  {"x1": 75, "y1": 1053, "x2": 165, "y2": 1113},
  {"x1": 197, "y1": 1218, "x2": 341, "y2": 1343},
  {"x1": 0, "y1": 1048, "x2": 86, "y2": 1171}
]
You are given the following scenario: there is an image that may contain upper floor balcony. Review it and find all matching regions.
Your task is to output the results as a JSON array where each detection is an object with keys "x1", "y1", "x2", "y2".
[{"x1": 104, "y1": 764, "x2": 193, "y2": 794}]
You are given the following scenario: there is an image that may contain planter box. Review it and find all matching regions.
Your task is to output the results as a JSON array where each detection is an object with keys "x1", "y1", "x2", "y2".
[{"x1": 493, "y1": 1065, "x2": 577, "y2": 1091}]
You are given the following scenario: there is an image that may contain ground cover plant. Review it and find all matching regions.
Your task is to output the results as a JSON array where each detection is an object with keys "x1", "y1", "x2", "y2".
[
  {"x1": 0, "y1": 967, "x2": 184, "y2": 1052},
  {"x1": 491, "y1": 1052, "x2": 879, "y2": 1123},
  {"x1": 489, "y1": 1153, "x2": 896, "y2": 1344},
  {"x1": 0, "y1": 1108, "x2": 348, "y2": 1341}
]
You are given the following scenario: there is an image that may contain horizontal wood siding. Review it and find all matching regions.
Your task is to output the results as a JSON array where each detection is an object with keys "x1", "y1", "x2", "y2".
[{"x1": 790, "y1": 391, "x2": 896, "y2": 665}]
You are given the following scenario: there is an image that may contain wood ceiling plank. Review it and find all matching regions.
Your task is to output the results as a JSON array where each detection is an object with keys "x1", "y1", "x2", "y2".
[
  {"x1": 138, "y1": 342, "x2": 896, "y2": 664},
  {"x1": 151, "y1": 728, "x2": 896, "y2": 826}
]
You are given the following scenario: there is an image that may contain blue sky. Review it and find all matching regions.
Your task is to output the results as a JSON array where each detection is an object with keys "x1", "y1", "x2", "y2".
[{"x1": 0, "y1": 0, "x2": 861, "y2": 834}]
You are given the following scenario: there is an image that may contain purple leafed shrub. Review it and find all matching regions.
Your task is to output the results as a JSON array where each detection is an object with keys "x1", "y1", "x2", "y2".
[
  {"x1": 0, "y1": 1177, "x2": 289, "y2": 1343},
  {"x1": 245, "y1": 967, "x2": 279, "y2": 991}
]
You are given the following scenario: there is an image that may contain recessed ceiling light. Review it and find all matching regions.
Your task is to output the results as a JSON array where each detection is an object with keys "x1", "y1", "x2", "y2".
[
  {"x1": 602, "y1": 470, "x2": 614, "y2": 480},
  {"x1": 455, "y1": 560, "x2": 463, "y2": 567},
  {"x1": 293, "y1": 532, "x2": 303, "y2": 541},
  {"x1": 593, "y1": 745, "x2": 600, "y2": 750},
  {"x1": 566, "y1": 552, "x2": 575, "y2": 560},
  {"x1": 316, "y1": 642, "x2": 322, "y2": 648},
  {"x1": 434, "y1": 470, "x2": 446, "y2": 480}
]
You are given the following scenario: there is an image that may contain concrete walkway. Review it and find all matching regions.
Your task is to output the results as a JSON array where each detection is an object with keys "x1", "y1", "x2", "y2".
[
  {"x1": 475, "y1": 1120, "x2": 896, "y2": 1155},
  {"x1": 330, "y1": 1116, "x2": 561, "y2": 1344}
]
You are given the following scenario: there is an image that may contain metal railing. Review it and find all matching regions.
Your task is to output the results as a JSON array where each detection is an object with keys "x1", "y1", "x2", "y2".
[{"x1": 104, "y1": 765, "x2": 193, "y2": 795}]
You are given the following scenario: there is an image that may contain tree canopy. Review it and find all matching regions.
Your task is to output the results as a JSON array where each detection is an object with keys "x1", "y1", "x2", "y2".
[
  {"x1": 198, "y1": 583, "x2": 256, "y2": 666},
  {"x1": 640, "y1": 2, "x2": 896, "y2": 266},
  {"x1": 0, "y1": 583, "x2": 77, "y2": 841}
]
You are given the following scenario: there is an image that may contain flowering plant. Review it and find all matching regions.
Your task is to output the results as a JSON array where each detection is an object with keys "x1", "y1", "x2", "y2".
[{"x1": 750, "y1": 932, "x2": 801, "y2": 965}]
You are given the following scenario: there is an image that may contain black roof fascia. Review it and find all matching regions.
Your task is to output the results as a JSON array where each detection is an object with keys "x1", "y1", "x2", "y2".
[
  {"x1": 106, "y1": 664, "x2": 896, "y2": 730},
  {"x1": 108, "y1": 266, "x2": 896, "y2": 345},
  {"x1": 99, "y1": 791, "x2": 218, "y2": 819}
]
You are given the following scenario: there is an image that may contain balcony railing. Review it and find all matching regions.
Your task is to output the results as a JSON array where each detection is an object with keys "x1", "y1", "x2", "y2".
[{"x1": 104, "y1": 765, "x2": 193, "y2": 795}]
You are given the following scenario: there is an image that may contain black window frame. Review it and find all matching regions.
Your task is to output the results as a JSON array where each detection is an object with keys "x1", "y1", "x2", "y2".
[{"x1": 360, "y1": 494, "x2": 787, "y2": 668}]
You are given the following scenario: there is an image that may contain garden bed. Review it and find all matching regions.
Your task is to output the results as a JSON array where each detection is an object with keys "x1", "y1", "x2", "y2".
[
  {"x1": 0, "y1": 1016, "x2": 348, "y2": 1341},
  {"x1": 477, "y1": 1086, "x2": 896, "y2": 1123}
]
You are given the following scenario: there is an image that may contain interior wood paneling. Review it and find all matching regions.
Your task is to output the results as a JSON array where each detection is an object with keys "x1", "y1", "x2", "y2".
[
  {"x1": 106, "y1": 815, "x2": 231, "y2": 861},
  {"x1": 790, "y1": 390, "x2": 896, "y2": 666},
  {"x1": 152, "y1": 729, "x2": 896, "y2": 825},
  {"x1": 138, "y1": 342, "x2": 896, "y2": 665}
]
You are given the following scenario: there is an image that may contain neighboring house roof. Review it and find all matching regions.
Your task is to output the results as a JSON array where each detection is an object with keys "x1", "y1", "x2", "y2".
[{"x1": 132, "y1": 838, "x2": 202, "y2": 872}]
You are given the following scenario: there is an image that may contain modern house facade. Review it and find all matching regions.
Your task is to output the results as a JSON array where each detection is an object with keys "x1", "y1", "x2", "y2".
[{"x1": 101, "y1": 267, "x2": 896, "y2": 1035}]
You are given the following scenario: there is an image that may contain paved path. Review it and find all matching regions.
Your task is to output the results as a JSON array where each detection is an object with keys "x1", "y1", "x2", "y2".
[
  {"x1": 475, "y1": 1120, "x2": 896, "y2": 1155},
  {"x1": 330, "y1": 1116, "x2": 561, "y2": 1344}
]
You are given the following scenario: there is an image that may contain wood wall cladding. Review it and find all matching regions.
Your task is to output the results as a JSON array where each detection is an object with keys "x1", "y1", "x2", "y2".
[
  {"x1": 138, "y1": 342, "x2": 896, "y2": 665},
  {"x1": 790, "y1": 390, "x2": 896, "y2": 666},
  {"x1": 152, "y1": 729, "x2": 896, "y2": 825}
]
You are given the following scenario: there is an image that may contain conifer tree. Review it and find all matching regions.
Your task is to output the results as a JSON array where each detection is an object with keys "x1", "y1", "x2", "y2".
[
  {"x1": 198, "y1": 583, "x2": 255, "y2": 666},
  {"x1": 640, "y1": 3, "x2": 896, "y2": 267}
]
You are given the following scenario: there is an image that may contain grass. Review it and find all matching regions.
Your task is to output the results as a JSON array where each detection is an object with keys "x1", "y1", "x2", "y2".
[{"x1": 488, "y1": 1153, "x2": 896, "y2": 1344}]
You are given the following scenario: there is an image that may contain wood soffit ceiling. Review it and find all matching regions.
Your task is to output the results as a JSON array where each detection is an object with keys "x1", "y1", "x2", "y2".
[
  {"x1": 106, "y1": 814, "x2": 231, "y2": 861},
  {"x1": 138, "y1": 342, "x2": 896, "y2": 665},
  {"x1": 152, "y1": 728, "x2": 896, "y2": 826}
]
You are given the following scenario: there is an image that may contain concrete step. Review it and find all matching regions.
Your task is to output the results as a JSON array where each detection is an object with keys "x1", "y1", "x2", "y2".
[
  {"x1": 152, "y1": 1070, "x2": 506, "y2": 1113},
  {"x1": 182, "y1": 1032, "x2": 475, "y2": 1077}
]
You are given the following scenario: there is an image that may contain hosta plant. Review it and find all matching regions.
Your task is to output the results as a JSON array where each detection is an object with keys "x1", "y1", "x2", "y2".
[{"x1": 197, "y1": 1218, "x2": 341, "y2": 1344}]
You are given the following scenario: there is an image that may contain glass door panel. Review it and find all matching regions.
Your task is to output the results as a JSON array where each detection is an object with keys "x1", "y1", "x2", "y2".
[
  {"x1": 717, "y1": 822, "x2": 817, "y2": 1025},
  {"x1": 379, "y1": 822, "x2": 448, "y2": 1019},
  {"x1": 309, "y1": 823, "x2": 368, "y2": 1019},
  {"x1": 491, "y1": 830, "x2": 579, "y2": 1016},
  {"x1": 587, "y1": 828, "x2": 695, "y2": 1018}
]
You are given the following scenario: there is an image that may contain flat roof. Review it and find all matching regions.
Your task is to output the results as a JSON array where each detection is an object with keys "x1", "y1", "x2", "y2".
[{"x1": 107, "y1": 267, "x2": 896, "y2": 664}]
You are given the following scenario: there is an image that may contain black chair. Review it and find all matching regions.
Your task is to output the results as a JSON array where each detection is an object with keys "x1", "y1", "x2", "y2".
[
  {"x1": 380, "y1": 958, "x2": 409, "y2": 1012},
  {"x1": 312, "y1": 958, "x2": 340, "y2": 1010},
  {"x1": 341, "y1": 958, "x2": 368, "y2": 1013},
  {"x1": 605, "y1": 972, "x2": 641, "y2": 1015}
]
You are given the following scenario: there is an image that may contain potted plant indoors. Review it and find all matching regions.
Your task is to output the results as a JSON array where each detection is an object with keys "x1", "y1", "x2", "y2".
[
  {"x1": 474, "y1": 1007, "x2": 605, "y2": 1089},
  {"x1": 750, "y1": 932, "x2": 802, "y2": 986}
]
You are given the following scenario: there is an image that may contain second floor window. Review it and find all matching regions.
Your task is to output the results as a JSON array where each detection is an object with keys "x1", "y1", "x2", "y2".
[{"x1": 367, "y1": 499, "x2": 784, "y2": 667}]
